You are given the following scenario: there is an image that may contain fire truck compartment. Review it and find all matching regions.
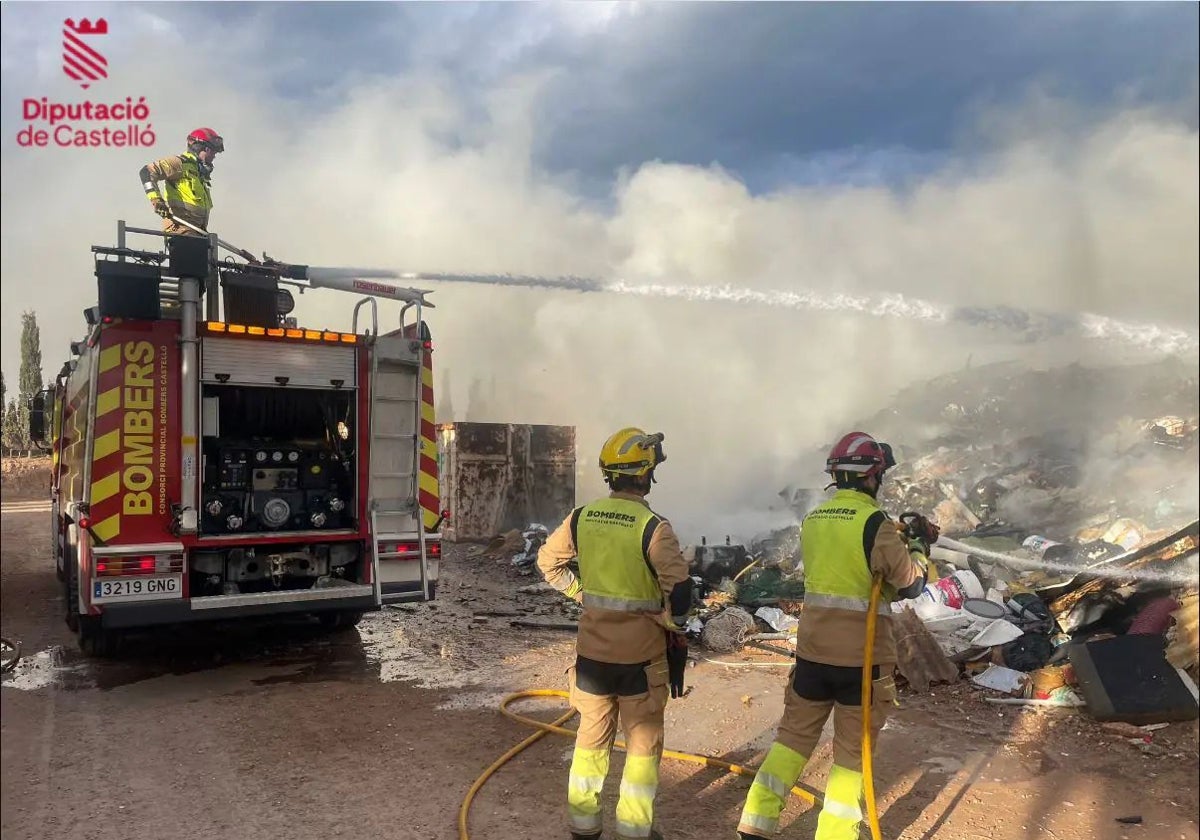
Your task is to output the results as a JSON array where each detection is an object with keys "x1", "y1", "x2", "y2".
[
  {"x1": 200, "y1": 385, "x2": 357, "y2": 537},
  {"x1": 189, "y1": 539, "x2": 363, "y2": 595}
]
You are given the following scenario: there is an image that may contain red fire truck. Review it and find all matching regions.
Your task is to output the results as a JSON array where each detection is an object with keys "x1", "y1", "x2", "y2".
[{"x1": 29, "y1": 220, "x2": 446, "y2": 656}]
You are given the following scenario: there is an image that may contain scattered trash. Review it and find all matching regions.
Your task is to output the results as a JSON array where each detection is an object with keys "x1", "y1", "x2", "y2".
[
  {"x1": 1165, "y1": 593, "x2": 1199, "y2": 672},
  {"x1": 754, "y1": 606, "x2": 799, "y2": 634},
  {"x1": 969, "y1": 618, "x2": 1024, "y2": 648},
  {"x1": 893, "y1": 607, "x2": 959, "y2": 692},
  {"x1": 1128, "y1": 596, "x2": 1182, "y2": 635},
  {"x1": 962, "y1": 598, "x2": 1008, "y2": 621},
  {"x1": 971, "y1": 663, "x2": 1028, "y2": 694},
  {"x1": 700, "y1": 607, "x2": 757, "y2": 653},
  {"x1": 1026, "y1": 664, "x2": 1075, "y2": 698},
  {"x1": 984, "y1": 693, "x2": 1085, "y2": 708},
  {"x1": 1069, "y1": 634, "x2": 1200, "y2": 724},
  {"x1": 511, "y1": 524, "x2": 550, "y2": 567},
  {"x1": 0, "y1": 637, "x2": 20, "y2": 673},
  {"x1": 687, "y1": 537, "x2": 754, "y2": 584}
]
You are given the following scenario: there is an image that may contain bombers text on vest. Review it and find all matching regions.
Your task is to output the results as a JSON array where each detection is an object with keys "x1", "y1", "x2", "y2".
[
  {"x1": 573, "y1": 498, "x2": 663, "y2": 613},
  {"x1": 800, "y1": 489, "x2": 894, "y2": 614}
]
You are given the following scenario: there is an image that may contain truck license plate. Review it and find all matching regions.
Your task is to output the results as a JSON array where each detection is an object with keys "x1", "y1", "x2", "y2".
[{"x1": 93, "y1": 575, "x2": 182, "y2": 602}]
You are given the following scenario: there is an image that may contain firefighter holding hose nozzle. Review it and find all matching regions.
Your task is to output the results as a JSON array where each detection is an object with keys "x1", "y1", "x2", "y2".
[
  {"x1": 736, "y1": 432, "x2": 937, "y2": 840},
  {"x1": 138, "y1": 127, "x2": 224, "y2": 237}
]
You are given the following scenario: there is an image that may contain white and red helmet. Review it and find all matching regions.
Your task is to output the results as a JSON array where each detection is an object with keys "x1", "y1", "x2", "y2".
[
  {"x1": 825, "y1": 431, "x2": 895, "y2": 480},
  {"x1": 187, "y1": 127, "x2": 224, "y2": 153}
]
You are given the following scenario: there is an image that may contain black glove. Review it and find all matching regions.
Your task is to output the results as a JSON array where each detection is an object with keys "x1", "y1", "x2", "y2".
[
  {"x1": 900, "y1": 513, "x2": 940, "y2": 555},
  {"x1": 666, "y1": 631, "x2": 688, "y2": 699}
]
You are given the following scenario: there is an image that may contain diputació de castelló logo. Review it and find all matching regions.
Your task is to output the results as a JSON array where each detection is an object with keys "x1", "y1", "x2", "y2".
[{"x1": 16, "y1": 17, "x2": 156, "y2": 149}]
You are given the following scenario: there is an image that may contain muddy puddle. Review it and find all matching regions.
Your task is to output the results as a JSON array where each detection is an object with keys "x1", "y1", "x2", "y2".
[{"x1": 0, "y1": 605, "x2": 571, "y2": 699}]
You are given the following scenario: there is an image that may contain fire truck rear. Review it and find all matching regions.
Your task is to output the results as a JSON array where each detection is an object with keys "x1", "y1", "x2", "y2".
[{"x1": 29, "y1": 221, "x2": 445, "y2": 656}]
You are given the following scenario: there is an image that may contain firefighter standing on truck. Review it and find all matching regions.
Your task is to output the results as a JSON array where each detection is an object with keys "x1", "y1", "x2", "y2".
[
  {"x1": 138, "y1": 127, "x2": 223, "y2": 236},
  {"x1": 736, "y1": 431, "x2": 937, "y2": 840},
  {"x1": 537, "y1": 427, "x2": 694, "y2": 840}
]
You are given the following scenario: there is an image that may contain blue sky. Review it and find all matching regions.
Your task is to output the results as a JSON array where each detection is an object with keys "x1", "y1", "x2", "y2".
[
  {"x1": 7, "y1": 2, "x2": 1192, "y2": 193},
  {"x1": 180, "y1": 2, "x2": 1197, "y2": 193}
]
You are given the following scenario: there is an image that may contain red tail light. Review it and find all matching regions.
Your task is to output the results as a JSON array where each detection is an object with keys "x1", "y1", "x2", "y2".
[
  {"x1": 386, "y1": 541, "x2": 440, "y2": 558},
  {"x1": 94, "y1": 554, "x2": 182, "y2": 577},
  {"x1": 78, "y1": 516, "x2": 92, "y2": 529}
]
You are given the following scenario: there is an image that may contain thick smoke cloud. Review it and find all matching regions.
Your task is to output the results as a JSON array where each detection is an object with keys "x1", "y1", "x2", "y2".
[{"x1": 2, "y1": 4, "x2": 1196, "y2": 541}]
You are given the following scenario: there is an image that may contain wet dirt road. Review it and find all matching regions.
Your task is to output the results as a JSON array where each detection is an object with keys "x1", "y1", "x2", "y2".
[{"x1": 2, "y1": 500, "x2": 1197, "y2": 840}]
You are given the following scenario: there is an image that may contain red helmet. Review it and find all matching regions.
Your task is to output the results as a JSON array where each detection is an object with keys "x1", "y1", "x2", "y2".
[
  {"x1": 825, "y1": 431, "x2": 895, "y2": 480},
  {"x1": 187, "y1": 127, "x2": 224, "y2": 153}
]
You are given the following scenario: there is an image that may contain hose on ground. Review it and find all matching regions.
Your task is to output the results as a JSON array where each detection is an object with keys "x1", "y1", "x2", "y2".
[
  {"x1": 861, "y1": 575, "x2": 884, "y2": 840},
  {"x1": 0, "y1": 637, "x2": 20, "y2": 673},
  {"x1": 457, "y1": 688, "x2": 823, "y2": 840},
  {"x1": 460, "y1": 580, "x2": 887, "y2": 840}
]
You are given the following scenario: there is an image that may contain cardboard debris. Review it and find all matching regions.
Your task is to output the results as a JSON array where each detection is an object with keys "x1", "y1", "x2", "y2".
[
  {"x1": 893, "y1": 606, "x2": 960, "y2": 692},
  {"x1": 1166, "y1": 592, "x2": 1199, "y2": 672},
  {"x1": 481, "y1": 529, "x2": 526, "y2": 559}
]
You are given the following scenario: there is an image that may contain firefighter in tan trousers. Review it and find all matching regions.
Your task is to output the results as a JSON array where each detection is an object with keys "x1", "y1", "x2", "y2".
[
  {"x1": 139, "y1": 127, "x2": 223, "y2": 236},
  {"x1": 538, "y1": 427, "x2": 694, "y2": 840},
  {"x1": 736, "y1": 431, "x2": 937, "y2": 840}
]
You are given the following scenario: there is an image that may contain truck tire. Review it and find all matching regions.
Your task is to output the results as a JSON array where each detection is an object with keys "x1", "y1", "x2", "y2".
[
  {"x1": 78, "y1": 617, "x2": 121, "y2": 659},
  {"x1": 317, "y1": 610, "x2": 365, "y2": 631},
  {"x1": 63, "y1": 548, "x2": 80, "y2": 633}
]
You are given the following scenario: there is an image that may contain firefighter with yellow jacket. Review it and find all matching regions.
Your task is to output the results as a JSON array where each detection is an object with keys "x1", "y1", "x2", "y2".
[
  {"x1": 736, "y1": 431, "x2": 937, "y2": 840},
  {"x1": 138, "y1": 127, "x2": 223, "y2": 236},
  {"x1": 538, "y1": 427, "x2": 694, "y2": 840}
]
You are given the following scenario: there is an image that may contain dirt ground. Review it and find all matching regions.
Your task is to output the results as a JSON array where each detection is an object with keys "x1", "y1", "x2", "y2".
[{"x1": 2, "y1": 498, "x2": 1197, "y2": 840}]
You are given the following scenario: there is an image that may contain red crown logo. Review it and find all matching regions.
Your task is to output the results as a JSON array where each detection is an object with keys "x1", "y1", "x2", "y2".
[{"x1": 62, "y1": 18, "x2": 109, "y2": 89}]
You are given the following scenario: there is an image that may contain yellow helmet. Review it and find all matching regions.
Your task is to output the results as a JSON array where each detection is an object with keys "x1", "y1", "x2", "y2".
[{"x1": 599, "y1": 427, "x2": 666, "y2": 478}]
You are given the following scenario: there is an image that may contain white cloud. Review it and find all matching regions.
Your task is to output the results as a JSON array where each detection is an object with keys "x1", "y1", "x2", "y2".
[{"x1": 1, "y1": 5, "x2": 1196, "y2": 542}]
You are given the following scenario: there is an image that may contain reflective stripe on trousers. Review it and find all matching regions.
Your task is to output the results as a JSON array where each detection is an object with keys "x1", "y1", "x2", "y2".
[
  {"x1": 815, "y1": 764, "x2": 865, "y2": 840},
  {"x1": 567, "y1": 748, "x2": 662, "y2": 838},
  {"x1": 614, "y1": 754, "x2": 659, "y2": 839},
  {"x1": 582, "y1": 592, "x2": 662, "y2": 612},
  {"x1": 568, "y1": 747, "x2": 608, "y2": 833},
  {"x1": 803, "y1": 591, "x2": 891, "y2": 615},
  {"x1": 737, "y1": 742, "x2": 808, "y2": 835}
]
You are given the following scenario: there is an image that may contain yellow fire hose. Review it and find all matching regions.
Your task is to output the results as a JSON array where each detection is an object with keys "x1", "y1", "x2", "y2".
[
  {"x1": 459, "y1": 577, "x2": 888, "y2": 840},
  {"x1": 861, "y1": 574, "x2": 885, "y2": 840}
]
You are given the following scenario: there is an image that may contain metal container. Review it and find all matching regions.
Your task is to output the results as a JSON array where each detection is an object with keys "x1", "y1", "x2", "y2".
[{"x1": 437, "y1": 422, "x2": 576, "y2": 542}]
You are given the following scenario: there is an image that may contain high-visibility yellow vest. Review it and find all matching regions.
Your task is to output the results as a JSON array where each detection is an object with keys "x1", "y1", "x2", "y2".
[
  {"x1": 163, "y1": 153, "x2": 213, "y2": 211},
  {"x1": 573, "y1": 497, "x2": 663, "y2": 612},
  {"x1": 800, "y1": 489, "x2": 895, "y2": 613}
]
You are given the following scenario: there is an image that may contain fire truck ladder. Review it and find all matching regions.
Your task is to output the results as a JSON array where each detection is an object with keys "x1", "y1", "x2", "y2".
[{"x1": 355, "y1": 298, "x2": 431, "y2": 606}]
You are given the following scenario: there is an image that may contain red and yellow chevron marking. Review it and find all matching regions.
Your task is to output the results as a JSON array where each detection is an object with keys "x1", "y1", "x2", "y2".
[
  {"x1": 88, "y1": 342, "x2": 126, "y2": 542},
  {"x1": 85, "y1": 324, "x2": 179, "y2": 545},
  {"x1": 417, "y1": 349, "x2": 440, "y2": 531},
  {"x1": 50, "y1": 390, "x2": 63, "y2": 474}
]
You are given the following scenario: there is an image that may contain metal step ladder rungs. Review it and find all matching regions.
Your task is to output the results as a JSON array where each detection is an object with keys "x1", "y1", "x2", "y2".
[{"x1": 363, "y1": 300, "x2": 431, "y2": 605}]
